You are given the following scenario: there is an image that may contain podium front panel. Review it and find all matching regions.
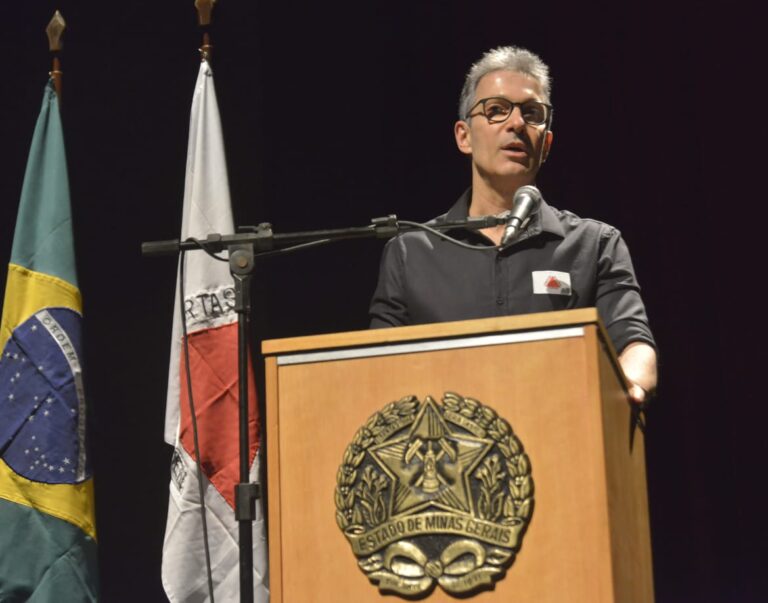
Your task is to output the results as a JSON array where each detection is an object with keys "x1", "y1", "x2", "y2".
[{"x1": 264, "y1": 319, "x2": 652, "y2": 603}]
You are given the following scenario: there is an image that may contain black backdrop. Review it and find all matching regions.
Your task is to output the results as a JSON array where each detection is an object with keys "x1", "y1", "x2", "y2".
[{"x1": 2, "y1": 2, "x2": 765, "y2": 602}]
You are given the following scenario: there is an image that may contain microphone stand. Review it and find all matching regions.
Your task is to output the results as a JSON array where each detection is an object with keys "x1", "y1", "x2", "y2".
[
  {"x1": 141, "y1": 214, "x2": 507, "y2": 256},
  {"x1": 141, "y1": 213, "x2": 506, "y2": 603}
]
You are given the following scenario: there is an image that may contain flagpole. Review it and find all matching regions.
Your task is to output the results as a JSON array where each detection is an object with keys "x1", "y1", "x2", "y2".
[{"x1": 45, "y1": 11, "x2": 66, "y2": 98}]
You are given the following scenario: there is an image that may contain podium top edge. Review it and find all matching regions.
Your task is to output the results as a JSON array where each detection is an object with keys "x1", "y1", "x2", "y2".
[{"x1": 261, "y1": 308, "x2": 603, "y2": 356}]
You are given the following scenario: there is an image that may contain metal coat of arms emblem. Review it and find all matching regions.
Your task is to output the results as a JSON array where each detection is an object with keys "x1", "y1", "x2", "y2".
[{"x1": 335, "y1": 392, "x2": 534, "y2": 597}]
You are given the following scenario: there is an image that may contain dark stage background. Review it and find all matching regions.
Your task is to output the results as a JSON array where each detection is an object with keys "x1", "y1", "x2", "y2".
[{"x1": 2, "y1": 2, "x2": 765, "y2": 601}]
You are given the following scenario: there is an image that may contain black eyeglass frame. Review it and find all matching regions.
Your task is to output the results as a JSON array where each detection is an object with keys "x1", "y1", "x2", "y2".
[{"x1": 466, "y1": 97, "x2": 553, "y2": 127}]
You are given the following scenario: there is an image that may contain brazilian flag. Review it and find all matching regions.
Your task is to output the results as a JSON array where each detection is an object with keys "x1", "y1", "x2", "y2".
[{"x1": 0, "y1": 80, "x2": 97, "y2": 601}]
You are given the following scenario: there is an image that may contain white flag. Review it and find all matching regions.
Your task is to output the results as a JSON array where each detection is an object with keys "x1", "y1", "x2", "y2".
[{"x1": 161, "y1": 59, "x2": 268, "y2": 603}]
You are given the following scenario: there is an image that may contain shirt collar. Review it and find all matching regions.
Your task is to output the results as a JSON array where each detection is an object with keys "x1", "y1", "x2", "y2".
[{"x1": 444, "y1": 187, "x2": 566, "y2": 239}]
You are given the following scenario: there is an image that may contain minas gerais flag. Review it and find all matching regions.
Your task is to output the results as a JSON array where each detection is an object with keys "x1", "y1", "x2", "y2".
[{"x1": 161, "y1": 59, "x2": 268, "y2": 602}]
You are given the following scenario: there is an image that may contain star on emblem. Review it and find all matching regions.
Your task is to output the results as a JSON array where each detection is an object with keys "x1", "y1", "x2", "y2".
[{"x1": 369, "y1": 397, "x2": 492, "y2": 517}]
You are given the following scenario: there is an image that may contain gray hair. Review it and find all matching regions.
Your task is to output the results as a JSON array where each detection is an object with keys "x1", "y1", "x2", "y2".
[{"x1": 458, "y1": 46, "x2": 552, "y2": 121}]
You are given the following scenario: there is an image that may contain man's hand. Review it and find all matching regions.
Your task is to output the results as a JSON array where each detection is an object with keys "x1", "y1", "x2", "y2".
[{"x1": 618, "y1": 341, "x2": 658, "y2": 404}]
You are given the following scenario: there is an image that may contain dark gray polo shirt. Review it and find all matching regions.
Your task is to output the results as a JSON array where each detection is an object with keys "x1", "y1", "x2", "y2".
[{"x1": 369, "y1": 189, "x2": 655, "y2": 353}]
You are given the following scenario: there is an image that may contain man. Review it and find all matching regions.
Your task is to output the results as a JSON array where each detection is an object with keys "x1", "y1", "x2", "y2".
[{"x1": 369, "y1": 46, "x2": 657, "y2": 403}]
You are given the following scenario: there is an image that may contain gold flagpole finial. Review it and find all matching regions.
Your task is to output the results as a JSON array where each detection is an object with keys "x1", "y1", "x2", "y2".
[
  {"x1": 46, "y1": 10, "x2": 66, "y2": 98},
  {"x1": 46, "y1": 10, "x2": 66, "y2": 51},
  {"x1": 195, "y1": 0, "x2": 216, "y2": 26},
  {"x1": 195, "y1": 0, "x2": 216, "y2": 61}
]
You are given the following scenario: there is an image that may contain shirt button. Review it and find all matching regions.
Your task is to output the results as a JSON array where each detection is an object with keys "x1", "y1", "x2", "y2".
[{"x1": 496, "y1": 298, "x2": 504, "y2": 305}]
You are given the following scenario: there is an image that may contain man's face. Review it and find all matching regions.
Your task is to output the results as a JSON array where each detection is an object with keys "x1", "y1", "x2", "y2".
[{"x1": 455, "y1": 70, "x2": 553, "y2": 192}]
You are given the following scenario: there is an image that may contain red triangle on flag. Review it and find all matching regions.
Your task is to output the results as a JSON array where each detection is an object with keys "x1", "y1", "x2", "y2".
[
  {"x1": 178, "y1": 322, "x2": 260, "y2": 510},
  {"x1": 544, "y1": 276, "x2": 561, "y2": 289}
]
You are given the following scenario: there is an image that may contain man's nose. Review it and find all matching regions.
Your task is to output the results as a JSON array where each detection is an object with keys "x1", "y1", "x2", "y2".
[{"x1": 505, "y1": 107, "x2": 526, "y2": 131}]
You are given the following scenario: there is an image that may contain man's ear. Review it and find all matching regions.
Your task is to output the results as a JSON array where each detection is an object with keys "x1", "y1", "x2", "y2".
[
  {"x1": 542, "y1": 129, "x2": 554, "y2": 162},
  {"x1": 454, "y1": 120, "x2": 472, "y2": 156}
]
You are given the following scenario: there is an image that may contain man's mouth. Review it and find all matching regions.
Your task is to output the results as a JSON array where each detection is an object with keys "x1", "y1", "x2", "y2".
[{"x1": 501, "y1": 142, "x2": 528, "y2": 154}]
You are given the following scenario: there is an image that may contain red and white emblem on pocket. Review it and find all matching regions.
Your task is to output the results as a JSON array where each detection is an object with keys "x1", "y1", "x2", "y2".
[{"x1": 532, "y1": 270, "x2": 572, "y2": 296}]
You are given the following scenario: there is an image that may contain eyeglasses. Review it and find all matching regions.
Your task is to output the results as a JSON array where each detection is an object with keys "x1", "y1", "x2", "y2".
[{"x1": 467, "y1": 97, "x2": 552, "y2": 126}]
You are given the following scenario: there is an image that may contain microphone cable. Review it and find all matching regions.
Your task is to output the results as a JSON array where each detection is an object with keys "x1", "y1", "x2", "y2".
[{"x1": 178, "y1": 249, "x2": 216, "y2": 603}]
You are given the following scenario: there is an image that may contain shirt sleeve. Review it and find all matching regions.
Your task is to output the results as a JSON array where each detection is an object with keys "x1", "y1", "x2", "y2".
[
  {"x1": 595, "y1": 228, "x2": 656, "y2": 353},
  {"x1": 369, "y1": 236, "x2": 409, "y2": 328}
]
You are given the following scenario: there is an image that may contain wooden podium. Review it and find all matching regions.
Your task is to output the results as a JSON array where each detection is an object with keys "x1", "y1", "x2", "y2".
[{"x1": 262, "y1": 308, "x2": 654, "y2": 602}]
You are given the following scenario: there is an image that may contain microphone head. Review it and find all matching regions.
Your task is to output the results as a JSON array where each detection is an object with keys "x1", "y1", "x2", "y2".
[
  {"x1": 512, "y1": 185, "x2": 543, "y2": 215},
  {"x1": 501, "y1": 185, "x2": 543, "y2": 248}
]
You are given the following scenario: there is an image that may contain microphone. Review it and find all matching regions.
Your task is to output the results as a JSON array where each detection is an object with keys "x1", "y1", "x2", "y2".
[{"x1": 500, "y1": 185, "x2": 542, "y2": 248}]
